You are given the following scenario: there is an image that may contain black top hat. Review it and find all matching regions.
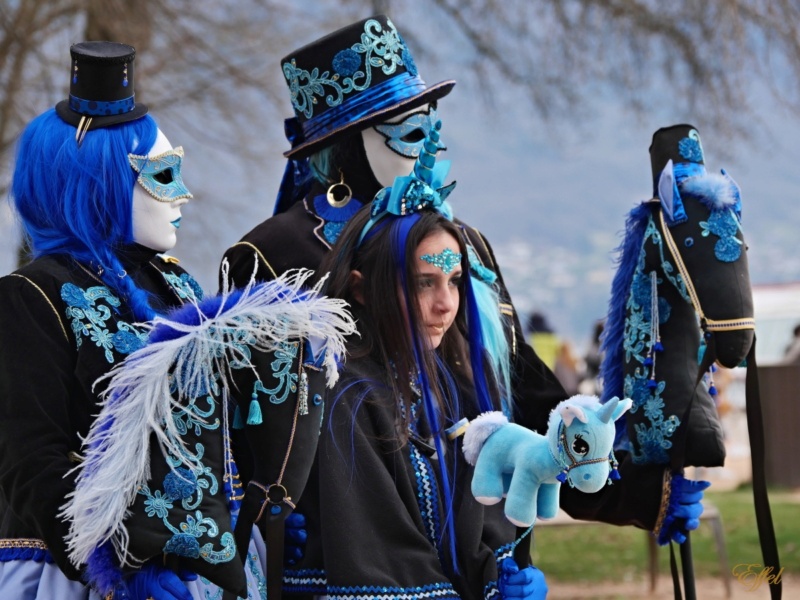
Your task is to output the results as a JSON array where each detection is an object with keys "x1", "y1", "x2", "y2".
[
  {"x1": 280, "y1": 15, "x2": 455, "y2": 159},
  {"x1": 649, "y1": 124, "x2": 705, "y2": 197},
  {"x1": 55, "y1": 41, "x2": 148, "y2": 130}
]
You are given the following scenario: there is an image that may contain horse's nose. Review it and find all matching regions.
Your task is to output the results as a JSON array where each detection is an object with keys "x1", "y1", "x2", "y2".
[{"x1": 583, "y1": 473, "x2": 591, "y2": 481}]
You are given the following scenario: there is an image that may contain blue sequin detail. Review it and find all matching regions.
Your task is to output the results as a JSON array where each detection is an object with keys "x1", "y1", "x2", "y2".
[
  {"x1": 61, "y1": 283, "x2": 147, "y2": 363},
  {"x1": 164, "y1": 468, "x2": 198, "y2": 500},
  {"x1": 678, "y1": 130, "x2": 704, "y2": 163},
  {"x1": 68, "y1": 94, "x2": 135, "y2": 116},
  {"x1": 333, "y1": 49, "x2": 361, "y2": 77},
  {"x1": 420, "y1": 248, "x2": 461, "y2": 274},
  {"x1": 164, "y1": 533, "x2": 200, "y2": 558},
  {"x1": 284, "y1": 18, "x2": 411, "y2": 119},
  {"x1": 700, "y1": 208, "x2": 743, "y2": 262}
]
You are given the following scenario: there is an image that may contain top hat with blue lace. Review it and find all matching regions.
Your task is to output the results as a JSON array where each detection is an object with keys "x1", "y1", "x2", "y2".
[
  {"x1": 55, "y1": 41, "x2": 148, "y2": 133},
  {"x1": 280, "y1": 15, "x2": 456, "y2": 159}
]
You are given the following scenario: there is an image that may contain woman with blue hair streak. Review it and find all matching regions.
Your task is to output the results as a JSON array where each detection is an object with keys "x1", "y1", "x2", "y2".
[
  {"x1": 282, "y1": 122, "x2": 548, "y2": 600},
  {"x1": 0, "y1": 43, "x2": 270, "y2": 599}
]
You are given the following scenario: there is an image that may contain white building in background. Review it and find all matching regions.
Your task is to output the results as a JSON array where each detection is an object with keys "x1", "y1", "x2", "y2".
[{"x1": 752, "y1": 281, "x2": 800, "y2": 365}]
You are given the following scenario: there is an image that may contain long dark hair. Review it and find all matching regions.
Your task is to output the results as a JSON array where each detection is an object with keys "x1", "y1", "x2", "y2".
[{"x1": 321, "y1": 208, "x2": 474, "y2": 420}]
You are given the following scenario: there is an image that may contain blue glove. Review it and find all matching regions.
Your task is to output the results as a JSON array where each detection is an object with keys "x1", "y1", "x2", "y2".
[
  {"x1": 498, "y1": 557, "x2": 548, "y2": 600},
  {"x1": 658, "y1": 474, "x2": 711, "y2": 545},
  {"x1": 285, "y1": 512, "x2": 308, "y2": 566},
  {"x1": 115, "y1": 562, "x2": 197, "y2": 600}
]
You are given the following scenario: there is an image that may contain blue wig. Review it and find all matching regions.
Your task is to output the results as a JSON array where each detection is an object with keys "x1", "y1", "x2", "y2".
[{"x1": 11, "y1": 109, "x2": 160, "y2": 320}]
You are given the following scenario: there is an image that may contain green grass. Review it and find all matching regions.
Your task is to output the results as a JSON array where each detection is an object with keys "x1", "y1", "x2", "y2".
[{"x1": 529, "y1": 487, "x2": 800, "y2": 583}]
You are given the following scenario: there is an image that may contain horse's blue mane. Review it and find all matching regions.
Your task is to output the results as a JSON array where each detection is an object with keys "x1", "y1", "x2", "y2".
[{"x1": 600, "y1": 202, "x2": 652, "y2": 403}]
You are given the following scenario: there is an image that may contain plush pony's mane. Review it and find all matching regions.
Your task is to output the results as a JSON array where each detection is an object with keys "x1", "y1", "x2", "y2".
[{"x1": 599, "y1": 202, "x2": 652, "y2": 403}]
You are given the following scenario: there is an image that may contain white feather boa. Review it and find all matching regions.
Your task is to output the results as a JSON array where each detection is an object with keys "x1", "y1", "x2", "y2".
[{"x1": 60, "y1": 265, "x2": 355, "y2": 569}]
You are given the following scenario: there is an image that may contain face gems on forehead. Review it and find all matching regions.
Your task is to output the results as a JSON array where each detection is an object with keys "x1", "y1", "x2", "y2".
[
  {"x1": 128, "y1": 146, "x2": 193, "y2": 203},
  {"x1": 420, "y1": 248, "x2": 462, "y2": 274},
  {"x1": 374, "y1": 107, "x2": 447, "y2": 158}
]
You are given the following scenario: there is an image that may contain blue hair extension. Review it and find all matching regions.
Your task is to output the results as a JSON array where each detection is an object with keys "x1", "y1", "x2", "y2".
[
  {"x1": 309, "y1": 146, "x2": 335, "y2": 185},
  {"x1": 600, "y1": 202, "x2": 652, "y2": 405},
  {"x1": 12, "y1": 110, "x2": 160, "y2": 321},
  {"x1": 392, "y1": 214, "x2": 460, "y2": 573},
  {"x1": 464, "y1": 274, "x2": 511, "y2": 416}
]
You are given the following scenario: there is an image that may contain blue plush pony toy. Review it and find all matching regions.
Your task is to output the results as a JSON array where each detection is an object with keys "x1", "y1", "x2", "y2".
[{"x1": 463, "y1": 395, "x2": 632, "y2": 527}]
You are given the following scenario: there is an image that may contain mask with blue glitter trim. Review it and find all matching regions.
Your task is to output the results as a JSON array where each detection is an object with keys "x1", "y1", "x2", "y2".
[
  {"x1": 129, "y1": 146, "x2": 193, "y2": 203},
  {"x1": 373, "y1": 107, "x2": 447, "y2": 159}
]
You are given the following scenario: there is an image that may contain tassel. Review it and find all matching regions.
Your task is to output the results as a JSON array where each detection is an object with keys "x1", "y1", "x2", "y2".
[
  {"x1": 654, "y1": 341, "x2": 664, "y2": 352},
  {"x1": 644, "y1": 356, "x2": 653, "y2": 366},
  {"x1": 247, "y1": 394, "x2": 263, "y2": 425},
  {"x1": 647, "y1": 378, "x2": 658, "y2": 389},
  {"x1": 298, "y1": 370, "x2": 309, "y2": 416},
  {"x1": 556, "y1": 470, "x2": 568, "y2": 483},
  {"x1": 709, "y1": 384, "x2": 718, "y2": 396},
  {"x1": 233, "y1": 405, "x2": 245, "y2": 429}
]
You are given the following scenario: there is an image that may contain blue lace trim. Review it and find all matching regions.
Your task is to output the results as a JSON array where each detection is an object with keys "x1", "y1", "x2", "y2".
[
  {"x1": 409, "y1": 442, "x2": 442, "y2": 550},
  {"x1": 283, "y1": 568, "x2": 327, "y2": 594},
  {"x1": 327, "y1": 582, "x2": 460, "y2": 600}
]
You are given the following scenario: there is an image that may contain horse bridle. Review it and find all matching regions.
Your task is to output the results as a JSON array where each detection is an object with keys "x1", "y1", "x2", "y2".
[
  {"x1": 657, "y1": 208, "x2": 755, "y2": 334},
  {"x1": 554, "y1": 422, "x2": 620, "y2": 485}
]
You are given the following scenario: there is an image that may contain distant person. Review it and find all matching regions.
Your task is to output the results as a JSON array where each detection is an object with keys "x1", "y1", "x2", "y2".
[
  {"x1": 553, "y1": 339, "x2": 582, "y2": 396},
  {"x1": 783, "y1": 323, "x2": 800, "y2": 364},
  {"x1": 525, "y1": 312, "x2": 560, "y2": 371},
  {"x1": 580, "y1": 319, "x2": 605, "y2": 395}
]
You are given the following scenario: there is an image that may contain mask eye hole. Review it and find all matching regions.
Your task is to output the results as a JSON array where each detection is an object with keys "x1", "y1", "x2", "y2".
[
  {"x1": 400, "y1": 128, "x2": 426, "y2": 144},
  {"x1": 153, "y1": 169, "x2": 174, "y2": 185}
]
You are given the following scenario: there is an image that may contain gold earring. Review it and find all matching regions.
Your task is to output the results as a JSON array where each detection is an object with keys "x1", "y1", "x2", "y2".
[{"x1": 326, "y1": 170, "x2": 352, "y2": 208}]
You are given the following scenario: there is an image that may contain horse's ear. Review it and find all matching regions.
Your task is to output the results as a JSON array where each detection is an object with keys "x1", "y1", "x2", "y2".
[
  {"x1": 657, "y1": 160, "x2": 676, "y2": 221},
  {"x1": 657, "y1": 160, "x2": 686, "y2": 224},
  {"x1": 613, "y1": 398, "x2": 633, "y2": 422},
  {"x1": 559, "y1": 403, "x2": 587, "y2": 426},
  {"x1": 597, "y1": 396, "x2": 633, "y2": 423}
]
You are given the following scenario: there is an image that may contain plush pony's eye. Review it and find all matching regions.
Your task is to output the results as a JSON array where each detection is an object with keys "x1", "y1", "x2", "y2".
[{"x1": 572, "y1": 435, "x2": 589, "y2": 456}]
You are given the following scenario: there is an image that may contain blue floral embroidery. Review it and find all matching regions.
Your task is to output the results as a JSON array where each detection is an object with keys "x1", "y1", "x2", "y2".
[
  {"x1": 699, "y1": 208, "x2": 743, "y2": 262},
  {"x1": 138, "y1": 389, "x2": 234, "y2": 566},
  {"x1": 621, "y1": 217, "x2": 685, "y2": 465},
  {"x1": 162, "y1": 271, "x2": 204, "y2": 302},
  {"x1": 284, "y1": 18, "x2": 410, "y2": 119},
  {"x1": 61, "y1": 283, "x2": 147, "y2": 363}
]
